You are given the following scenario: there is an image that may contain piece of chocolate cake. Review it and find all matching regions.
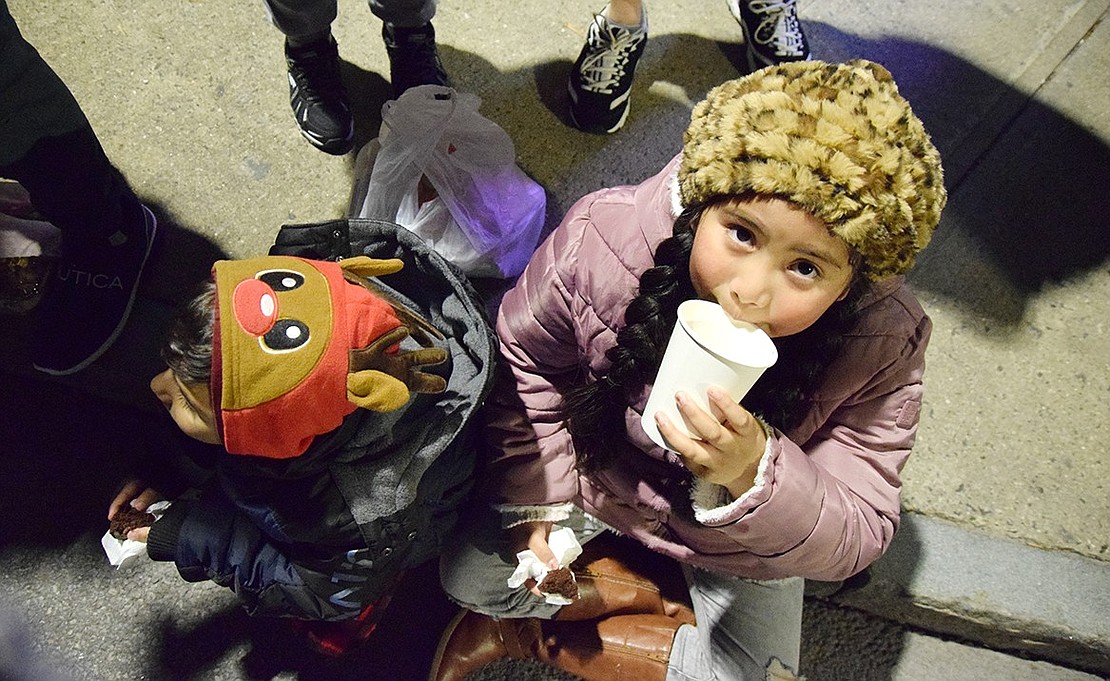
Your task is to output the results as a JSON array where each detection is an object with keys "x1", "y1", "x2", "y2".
[
  {"x1": 537, "y1": 566, "x2": 579, "y2": 600},
  {"x1": 109, "y1": 506, "x2": 156, "y2": 540}
]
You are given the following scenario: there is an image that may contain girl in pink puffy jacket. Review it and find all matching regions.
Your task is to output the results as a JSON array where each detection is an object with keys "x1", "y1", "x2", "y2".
[{"x1": 432, "y1": 59, "x2": 947, "y2": 681}]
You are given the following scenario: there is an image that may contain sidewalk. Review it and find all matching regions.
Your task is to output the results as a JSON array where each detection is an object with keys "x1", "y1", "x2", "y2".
[{"x1": 1, "y1": 0, "x2": 1107, "y2": 678}]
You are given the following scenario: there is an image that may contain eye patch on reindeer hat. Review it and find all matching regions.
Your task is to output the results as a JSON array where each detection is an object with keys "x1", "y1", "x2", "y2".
[{"x1": 211, "y1": 255, "x2": 447, "y2": 459}]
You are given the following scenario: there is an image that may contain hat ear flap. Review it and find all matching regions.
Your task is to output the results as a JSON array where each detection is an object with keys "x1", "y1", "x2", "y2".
[
  {"x1": 346, "y1": 369, "x2": 410, "y2": 412},
  {"x1": 339, "y1": 255, "x2": 405, "y2": 279}
]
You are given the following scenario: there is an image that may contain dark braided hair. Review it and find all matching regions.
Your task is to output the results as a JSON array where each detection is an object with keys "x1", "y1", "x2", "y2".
[
  {"x1": 161, "y1": 281, "x2": 216, "y2": 385},
  {"x1": 563, "y1": 199, "x2": 866, "y2": 471}
]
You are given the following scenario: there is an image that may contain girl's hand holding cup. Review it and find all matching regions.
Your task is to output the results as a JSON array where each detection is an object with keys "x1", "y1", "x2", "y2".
[
  {"x1": 642, "y1": 300, "x2": 776, "y2": 498},
  {"x1": 656, "y1": 386, "x2": 767, "y2": 499}
]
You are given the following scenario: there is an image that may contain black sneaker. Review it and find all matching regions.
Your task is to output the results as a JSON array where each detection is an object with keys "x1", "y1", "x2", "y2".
[
  {"x1": 382, "y1": 22, "x2": 451, "y2": 98},
  {"x1": 727, "y1": 0, "x2": 810, "y2": 71},
  {"x1": 567, "y1": 11, "x2": 648, "y2": 135},
  {"x1": 285, "y1": 36, "x2": 355, "y2": 155},
  {"x1": 32, "y1": 203, "x2": 158, "y2": 375}
]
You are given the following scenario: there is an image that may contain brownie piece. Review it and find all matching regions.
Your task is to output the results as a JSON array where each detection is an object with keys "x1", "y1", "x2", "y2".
[
  {"x1": 109, "y1": 506, "x2": 156, "y2": 540},
  {"x1": 537, "y1": 566, "x2": 579, "y2": 600}
]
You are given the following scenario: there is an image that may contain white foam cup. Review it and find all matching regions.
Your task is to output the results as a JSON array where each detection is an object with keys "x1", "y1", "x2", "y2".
[{"x1": 640, "y1": 299, "x2": 777, "y2": 450}]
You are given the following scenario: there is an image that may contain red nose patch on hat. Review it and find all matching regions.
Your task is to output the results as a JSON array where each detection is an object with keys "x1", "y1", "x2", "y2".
[{"x1": 233, "y1": 278, "x2": 278, "y2": 336}]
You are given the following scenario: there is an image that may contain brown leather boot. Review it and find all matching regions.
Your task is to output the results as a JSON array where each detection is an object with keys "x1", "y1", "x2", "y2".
[
  {"x1": 427, "y1": 609, "x2": 544, "y2": 681},
  {"x1": 556, "y1": 532, "x2": 695, "y2": 624},
  {"x1": 428, "y1": 533, "x2": 696, "y2": 681},
  {"x1": 428, "y1": 611, "x2": 683, "y2": 681},
  {"x1": 538, "y1": 613, "x2": 682, "y2": 680}
]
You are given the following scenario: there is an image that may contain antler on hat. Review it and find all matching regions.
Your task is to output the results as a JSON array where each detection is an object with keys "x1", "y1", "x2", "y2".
[{"x1": 679, "y1": 59, "x2": 946, "y2": 280}]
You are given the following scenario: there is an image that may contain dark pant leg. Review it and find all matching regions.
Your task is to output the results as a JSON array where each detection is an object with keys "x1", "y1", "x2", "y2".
[
  {"x1": 367, "y1": 0, "x2": 436, "y2": 27},
  {"x1": 0, "y1": 129, "x2": 144, "y2": 245},
  {"x1": 0, "y1": 1, "x2": 143, "y2": 244}
]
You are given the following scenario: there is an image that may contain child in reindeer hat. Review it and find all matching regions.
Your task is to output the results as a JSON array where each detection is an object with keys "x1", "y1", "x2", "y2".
[
  {"x1": 432, "y1": 59, "x2": 945, "y2": 680},
  {"x1": 109, "y1": 233, "x2": 494, "y2": 656}
]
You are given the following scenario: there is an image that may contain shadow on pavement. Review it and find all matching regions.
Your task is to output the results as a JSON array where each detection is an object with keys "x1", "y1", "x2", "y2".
[{"x1": 795, "y1": 23, "x2": 1110, "y2": 326}]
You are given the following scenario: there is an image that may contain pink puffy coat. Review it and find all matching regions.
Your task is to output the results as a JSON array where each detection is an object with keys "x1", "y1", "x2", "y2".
[{"x1": 484, "y1": 155, "x2": 932, "y2": 582}]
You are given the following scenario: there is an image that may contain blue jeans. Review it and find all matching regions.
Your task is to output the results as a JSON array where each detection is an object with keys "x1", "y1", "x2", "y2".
[{"x1": 667, "y1": 566, "x2": 803, "y2": 680}]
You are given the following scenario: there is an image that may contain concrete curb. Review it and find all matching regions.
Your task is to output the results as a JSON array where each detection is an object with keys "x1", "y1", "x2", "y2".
[{"x1": 825, "y1": 512, "x2": 1110, "y2": 676}]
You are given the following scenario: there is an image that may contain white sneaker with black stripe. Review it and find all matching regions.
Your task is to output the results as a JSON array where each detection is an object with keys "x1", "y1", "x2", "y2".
[
  {"x1": 567, "y1": 9, "x2": 648, "y2": 134},
  {"x1": 728, "y1": 0, "x2": 810, "y2": 71}
]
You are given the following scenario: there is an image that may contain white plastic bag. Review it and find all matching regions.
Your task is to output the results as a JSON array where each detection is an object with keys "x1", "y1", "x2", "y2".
[{"x1": 349, "y1": 85, "x2": 546, "y2": 279}]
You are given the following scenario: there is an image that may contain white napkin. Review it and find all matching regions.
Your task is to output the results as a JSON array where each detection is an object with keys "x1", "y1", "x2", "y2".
[
  {"x1": 100, "y1": 501, "x2": 171, "y2": 569},
  {"x1": 506, "y1": 525, "x2": 583, "y2": 605}
]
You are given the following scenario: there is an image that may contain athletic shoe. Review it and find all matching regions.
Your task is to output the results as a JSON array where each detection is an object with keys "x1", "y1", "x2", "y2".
[
  {"x1": 727, "y1": 0, "x2": 810, "y2": 71},
  {"x1": 285, "y1": 36, "x2": 355, "y2": 155},
  {"x1": 32, "y1": 203, "x2": 158, "y2": 375},
  {"x1": 567, "y1": 10, "x2": 648, "y2": 134},
  {"x1": 382, "y1": 22, "x2": 451, "y2": 98}
]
